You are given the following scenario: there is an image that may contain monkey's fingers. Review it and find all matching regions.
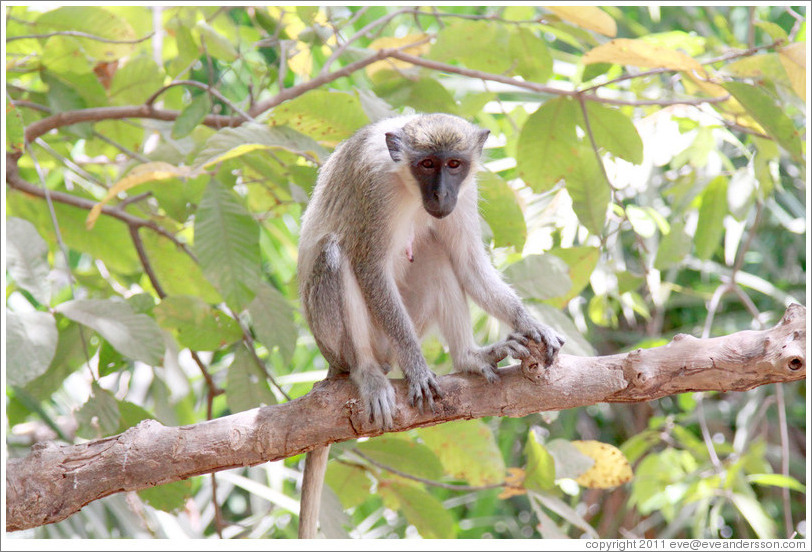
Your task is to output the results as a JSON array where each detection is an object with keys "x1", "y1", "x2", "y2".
[{"x1": 500, "y1": 338, "x2": 531, "y2": 360}]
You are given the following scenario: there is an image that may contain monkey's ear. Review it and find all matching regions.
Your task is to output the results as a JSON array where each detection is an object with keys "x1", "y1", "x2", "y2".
[
  {"x1": 385, "y1": 131, "x2": 404, "y2": 162},
  {"x1": 475, "y1": 128, "x2": 490, "y2": 153}
]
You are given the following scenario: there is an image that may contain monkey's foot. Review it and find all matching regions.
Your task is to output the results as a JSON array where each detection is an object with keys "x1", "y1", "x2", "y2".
[
  {"x1": 406, "y1": 369, "x2": 442, "y2": 415},
  {"x1": 509, "y1": 321, "x2": 566, "y2": 367},
  {"x1": 455, "y1": 340, "x2": 531, "y2": 383},
  {"x1": 354, "y1": 369, "x2": 397, "y2": 429}
]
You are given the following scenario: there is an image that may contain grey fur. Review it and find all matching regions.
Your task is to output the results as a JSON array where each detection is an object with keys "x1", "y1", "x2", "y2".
[{"x1": 296, "y1": 113, "x2": 565, "y2": 537}]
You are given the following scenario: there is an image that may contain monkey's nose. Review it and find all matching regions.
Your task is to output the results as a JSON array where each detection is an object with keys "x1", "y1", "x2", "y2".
[{"x1": 433, "y1": 189, "x2": 447, "y2": 201}]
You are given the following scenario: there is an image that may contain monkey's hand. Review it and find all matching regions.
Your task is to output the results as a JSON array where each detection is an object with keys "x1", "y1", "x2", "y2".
[
  {"x1": 509, "y1": 316, "x2": 566, "y2": 367},
  {"x1": 406, "y1": 366, "x2": 442, "y2": 415},
  {"x1": 455, "y1": 340, "x2": 531, "y2": 383}
]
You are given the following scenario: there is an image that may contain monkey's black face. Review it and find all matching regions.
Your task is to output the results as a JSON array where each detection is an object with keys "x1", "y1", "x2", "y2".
[{"x1": 411, "y1": 155, "x2": 471, "y2": 219}]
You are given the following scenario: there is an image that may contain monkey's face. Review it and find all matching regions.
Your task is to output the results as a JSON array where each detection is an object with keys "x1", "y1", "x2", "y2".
[{"x1": 410, "y1": 154, "x2": 471, "y2": 219}]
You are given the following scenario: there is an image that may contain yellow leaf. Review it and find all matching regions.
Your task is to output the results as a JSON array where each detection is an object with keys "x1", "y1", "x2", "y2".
[
  {"x1": 584, "y1": 38, "x2": 700, "y2": 72},
  {"x1": 546, "y1": 6, "x2": 617, "y2": 37},
  {"x1": 584, "y1": 38, "x2": 729, "y2": 99},
  {"x1": 778, "y1": 41, "x2": 806, "y2": 101},
  {"x1": 365, "y1": 34, "x2": 431, "y2": 77},
  {"x1": 86, "y1": 162, "x2": 189, "y2": 229},
  {"x1": 498, "y1": 467, "x2": 527, "y2": 499},
  {"x1": 571, "y1": 440, "x2": 633, "y2": 489}
]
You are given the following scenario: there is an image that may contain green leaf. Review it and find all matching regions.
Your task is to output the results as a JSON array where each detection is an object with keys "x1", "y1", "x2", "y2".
[
  {"x1": 118, "y1": 400, "x2": 157, "y2": 432},
  {"x1": 269, "y1": 90, "x2": 370, "y2": 143},
  {"x1": 723, "y1": 81, "x2": 804, "y2": 163},
  {"x1": 6, "y1": 311, "x2": 59, "y2": 388},
  {"x1": 138, "y1": 480, "x2": 193, "y2": 514},
  {"x1": 325, "y1": 462, "x2": 372, "y2": 509},
  {"x1": 654, "y1": 219, "x2": 692, "y2": 270},
  {"x1": 746, "y1": 474, "x2": 806, "y2": 493},
  {"x1": 357, "y1": 437, "x2": 444, "y2": 481},
  {"x1": 194, "y1": 179, "x2": 262, "y2": 311},
  {"x1": 418, "y1": 420, "x2": 505, "y2": 485},
  {"x1": 7, "y1": 187, "x2": 140, "y2": 275},
  {"x1": 545, "y1": 438, "x2": 595, "y2": 480},
  {"x1": 40, "y1": 35, "x2": 94, "y2": 74},
  {"x1": 6, "y1": 217, "x2": 51, "y2": 304},
  {"x1": 41, "y1": 72, "x2": 92, "y2": 138},
  {"x1": 6, "y1": 99, "x2": 25, "y2": 152},
  {"x1": 731, "y1": 493, "x2": 777, "y2": 539},
  {"x1": 24, "y1": 322, "x2": 90, "y2": 401},
  {"x1": 566, "y1": 146, "x2": 610, "y2": 235},
  {"x1": 693, "y1": 175, "x2": 728, "y2": 260},
  {"x1": 379, "y1": 481, "x2": 456, "y2": 539},
  {"x1": 55, "y1": 299, "x2": 165, "y2": 365},
  {"x1": 430, "y1": 20, "x2": 512, "y2": 74},
  {"x1": 172, "y1": 93, "x2": 211, "y2": 139},
  {"x1": 547, "y1": 246, "x2": 600, "y2": 307},
  {"x1": 502, "y1": 254, "x2": 572, "y2": 301},
  {"x1": 140, "y1": 231, "x2": 221, "y2": 304},
  {"x1": 76, "y1": 382, "x2": 121, "y2": 439},
  {"x1": 509, "y1": 27, "x2": 552, "y2": 83},
  {"x1": 478, "y1": 172, "x2": 527, "y2": 250},
  {"x1": 154, "y1": 296, "x2": 242, "y2": 351},
  {"x1": 517, "y1": 97, "x2": 580, "y2": 192},
  {"x1": 195, "y1": 21, "x2": 238, "y2": 62},
  {"x1": 35, "y1": 6, "x2": 137, "y2": 61},
  {"x1": 247, "y1": 282, "x2": 298, "y2": 363},
  {"x1": 226, "y1": 344, "x2": 276, "y2": 412},
  {"x1": 583, "y1": 102, "x2": 644, "y2": 164},
  {"x1": 524, "y1": 430, "x2": 556, "y2": 492},
  {"x1": 109, "y1": 55, "x2": 165, "y2": 106},
  {"x1": 195, "y1": 122, "x2": 328, "y2": 168}
]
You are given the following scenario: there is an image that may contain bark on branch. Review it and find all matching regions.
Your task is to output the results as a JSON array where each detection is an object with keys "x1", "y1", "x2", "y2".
[{"x1": 5, "y1": 304, "x2": 806, "y2": 532}]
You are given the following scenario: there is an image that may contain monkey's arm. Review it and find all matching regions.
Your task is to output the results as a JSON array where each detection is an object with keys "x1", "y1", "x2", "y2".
[
  {"x1": 353, "y1": 258, "x2": 442, "y2": 410},
  {"x1": 449, "y1": 225, "x2": 565, "y2": 365}
]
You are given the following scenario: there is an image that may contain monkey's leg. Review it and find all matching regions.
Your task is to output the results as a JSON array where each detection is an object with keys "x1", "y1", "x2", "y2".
[
  {"x1": 342, "y1": 263, "x2": 398, "y2": 428},
  {"x1": 298, "y1": 445, "x2": 329, "y2": 538}
]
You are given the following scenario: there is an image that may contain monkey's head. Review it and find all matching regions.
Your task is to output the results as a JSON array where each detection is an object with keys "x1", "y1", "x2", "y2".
[{"x1": 385, "y1": 114, "x2": 490, "y2": 219}]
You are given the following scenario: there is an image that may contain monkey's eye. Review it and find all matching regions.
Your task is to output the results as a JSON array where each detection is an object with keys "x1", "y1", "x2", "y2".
[
  {"x1": 447, "y1": 159, "x2": 461, "y2": 169},
  {"x1": 419, "y1": 159, "x2": 435, "y2": 169}
]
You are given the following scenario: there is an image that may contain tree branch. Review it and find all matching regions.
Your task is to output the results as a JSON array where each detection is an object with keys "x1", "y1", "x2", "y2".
[{"x1": 6, "y1": 304, "x2": 805, "y2": 532}]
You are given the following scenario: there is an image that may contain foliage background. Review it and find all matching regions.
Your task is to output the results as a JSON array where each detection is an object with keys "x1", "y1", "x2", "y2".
[{"x1": 3, "y1": 4, "x2": 807, "y2": 540}]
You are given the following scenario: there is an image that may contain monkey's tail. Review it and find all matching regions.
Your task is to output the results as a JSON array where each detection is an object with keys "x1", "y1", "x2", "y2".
[{"x1": 298, "y1": 444, "x2": 331, "y2": 539}]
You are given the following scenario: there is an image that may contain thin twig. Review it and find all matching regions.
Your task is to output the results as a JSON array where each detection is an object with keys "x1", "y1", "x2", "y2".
[
  {"x1": 6, "y1": 30, "x2": 154, "y2": 44},
  {"x1": 351, "y1": 449, "x2": 505, "y2": 492},
  {"x1": 320, "y1": 7, "x2": 412, "y2": 75},
  {"x1": 144, "y1": 80, "x2": 254, "y2": 121},
  {"x1": 6, "y1": 154, "x2": 197, "y2": 261}
]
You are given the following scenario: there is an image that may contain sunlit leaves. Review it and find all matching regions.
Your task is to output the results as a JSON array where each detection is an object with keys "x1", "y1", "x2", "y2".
[
  {"x1": 195, "y1": 122, "x2": 328, "y2": 168},
  {"x1": 546, "y1": 6, "x2": 617, "y2": 37},
  {"x1": 693, "y1": 175, "x2": 728, "y2": 261},
  {"x1": 6, "y1": 311, "x2": 58, "y2": 387},
  {"x1": 55, "y1": 299, "x2": 165, "y2": 365},
  {"x1": 723, "y1": 81, "x2": 804, "y2": 163},
  {"x1": 269, "y1": 90, "x2": 370, "y2": 144},
  {"x1": 154, "y1": 295, "x2": 242, "y2": 350},
  {"x1": 35, "y1": 6, "x2": 138, "y2": 61},
  {"x1": 357, "y1": 437, "x2": 444, "y2": 481},
  {"x1": 6, "y1": 218, "x2": 51, "y2": 304},
  {"x1": 777, "y1": 42, "x2": 806, "y2": 100},
  {"x1": 566, "y1": 145, "x2": 610, "y2": 235},
  {"x1": 247, "y1": 282, "x2": 298, "y2": 363},
  {"x1": 194, "y1": 179, "x2": 262, "y2": 312},
  {"x1": 517, "y1": 97, "x2": 580, "y2": 192},
  {"x1": 503, "y1": 254, "x2": 572, "y2": 301},
  {"x1": 477, "y1": 172, "x2": 527, "y2": 250},
  {"x1": 418, "y1": 420, "x2": 505, "y2": 485}
]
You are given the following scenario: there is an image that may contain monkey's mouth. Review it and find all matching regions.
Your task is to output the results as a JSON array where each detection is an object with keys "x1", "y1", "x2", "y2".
[{"x1": 424, "y1": 199, "x2": 456, "y2": 219}]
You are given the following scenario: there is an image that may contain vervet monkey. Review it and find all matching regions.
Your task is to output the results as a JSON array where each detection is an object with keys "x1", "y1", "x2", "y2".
[{"x1": 296, "y1": 113, "x2": 565, "y2": 538}]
